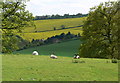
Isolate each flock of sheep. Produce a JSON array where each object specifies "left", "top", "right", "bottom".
[{"left": 32, "top": 50, "right": 80, "bottom": 59}]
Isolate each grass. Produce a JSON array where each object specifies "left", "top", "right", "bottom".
[
  {"left": 18, "top": 27, "right": 83, "bottom": 41},
  {"left": 23, "top": 17, "right": 86, "bottom": 33},
  {"left": 0, "top": 55, "right": 1, "bottom": 82},
  {"left": 14, "top": 39, "right": 82, "bottom": 57},
  {"left": 2, "top": 54, "right": 118, "bottom": 81}
]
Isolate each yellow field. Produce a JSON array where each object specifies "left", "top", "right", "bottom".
[
  {"left": 23, "top": 17, "right": 86, "bottom": 33},
  {"left": 18, "top": 27, "right": 83, "bottom": 41},
  {"left": 17, "top": 17, "right": 86, "bottom": 41}
]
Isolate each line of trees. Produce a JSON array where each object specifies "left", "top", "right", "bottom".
[
  {"left": 44, "top": 32, "right": 81, "bottom": 44},
  {"left": 34, "top": 13, "right": 88, "bottom": 20},
  {"left": 17, "top": 32, "right": 81, "bottom": 51}
]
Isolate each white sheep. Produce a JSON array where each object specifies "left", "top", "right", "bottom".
[
  {"left": 74, "top": 54, "right": 80, "bottom": 59},
  {"left": 76, "top": 55, "right": 80, "bottom": 59},
  {"left": 50, "top": 54, "right": 58, "bottom": 59},
  {"left": 32, "top": 51, "right": 39, "bottom": 55}
]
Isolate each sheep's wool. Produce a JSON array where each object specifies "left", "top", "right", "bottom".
[
  {"left": 76, "top": 56, "right": 80, "bottom": 58},
  {"left": 50, "top": 54, "right": 57, "bottom": 59},
  {"left": 32, "top": 51, "right": 39, "bottom": 55}
]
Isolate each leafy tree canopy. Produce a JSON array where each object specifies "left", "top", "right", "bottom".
[
  {"left": 79, "top": 1, "right": 120, "bottom": 59},
  {"left": 1, "top": 0, "right": 34, "bottom": 53}
]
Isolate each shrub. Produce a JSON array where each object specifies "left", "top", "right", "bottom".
[
  {"left": 111, "top": 59, "right": 118, "bottom": 63},
  {"left": 106, "top": 61, "right": 111, "bottom": 63}
]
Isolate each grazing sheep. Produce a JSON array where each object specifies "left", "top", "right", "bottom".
[
  {"left": 73, "top": 54, "right": 80, "bottom": 59},
  {"left": 32, "top": 51, "right": 39, "bottom": 55},
  {"left": 50, "top": 54, "right": 58, "bottom": 59}
]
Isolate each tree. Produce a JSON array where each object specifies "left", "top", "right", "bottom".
[
  {"left": 53, "top": 27, "right": 56, "bottom": 30},
  {"left": 77, "top": 33, "right": 81, "bottom": 37},
  {"left": 59, "top": 33, "right": 65, "bottom": 40},
  {"left": 64, "top": 14, "right": 69, "bottom": 18},
  {"left": 79, "top": 1, "right": 120, "bottom": 59},
  {"left": 1, "top": 0, "right": 34, "bottom": 53},
  {"left": 65, "top": 32, "right": 74, "bottom": 39},
  {"left": 61, "top": 25, "right": 65, "bottom": 29},
  {"left": 76, "top": 13, "right": 82, "bottom": 16}
]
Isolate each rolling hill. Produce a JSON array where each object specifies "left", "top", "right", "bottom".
[
  {"left": 15, "top": 39, "right": 82, "bottom": 57},
  {"left": 18, "top": 17, "right": 86, "bottom": 41},
  {"left": 23, "top": 17, "right": 86, "bottom": 33},
  {"left": 15, "top": 17, "right": 85, "bottom": 55},
  {"left": 19, "top": 27, "right": 83, "bottom": 41}
]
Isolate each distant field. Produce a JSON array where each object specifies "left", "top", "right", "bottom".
[
  {"left": 2, "top": 55, "right": 118, "bottom": 81},
  {"left": 17, "top": 17, "right": 86, "bottom": 41},
  {"left": 19, "top": 27, "right": 83, "bottom": 41},
  {"left": 14, "top": 39, "right": 82, "bottom": 57},
  {"left": 23, "top": 17, "right": 86, "bottom": 33}
]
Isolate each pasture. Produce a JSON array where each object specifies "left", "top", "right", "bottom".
[
  {"left": 14, "top": 39, "right": 82, "bottom": 57},
  {"left": 2, "top": 54, "right": 118, "bottom": 81}
]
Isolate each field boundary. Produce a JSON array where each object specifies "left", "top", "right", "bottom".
[{"left": 21, "top": 25, "right": 83, "bottom": 33}]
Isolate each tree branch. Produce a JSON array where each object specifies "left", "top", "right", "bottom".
[{"left": 2, "top": 2, "right": 20, "bottom": 21}]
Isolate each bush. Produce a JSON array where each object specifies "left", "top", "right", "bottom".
[
  {"left": 111, "top": 59, "right": 118, "bottom": 63},
  {"left": 106, "top": 61, "right": 111, "bottom": 63}
]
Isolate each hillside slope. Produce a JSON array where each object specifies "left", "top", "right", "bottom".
[
  {"left": 23, "top": 17, "right": 86, "bottom": 33},
  {"left": 18, "top": 17, "right": 86, "bottom": 41},
  {"left": 15, "top": 39, "right": 82, "bottom": 57},
  {"left": 19, "top": 27, "right": 83, "bottom": 41}
]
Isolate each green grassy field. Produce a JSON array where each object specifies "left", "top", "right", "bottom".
[
  {"left": 14, "top": 39, "right": 82, "bottom": 57},
  {"left": 2, "top": 54, "right": 118, "bottom": 81}
]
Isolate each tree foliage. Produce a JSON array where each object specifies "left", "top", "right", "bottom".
[
  {"left": 1, "top": 0, "right": 34, "bottom": 53},
  {"left": 79, "top": 1, "right": 120, "bottom": 59},
  {"left": 34, "top": 13, "right": 88, "bottom": 20}
]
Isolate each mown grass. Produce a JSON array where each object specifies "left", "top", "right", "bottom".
[
  {"left": 18, "top": 27, "right": 83, "bottom": 41},
  {"left": 2, "top": 54, "right": 118, "bottom": 81},
  {"left": 23, "top": 17, "right": 86, "bottom": 33}
]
